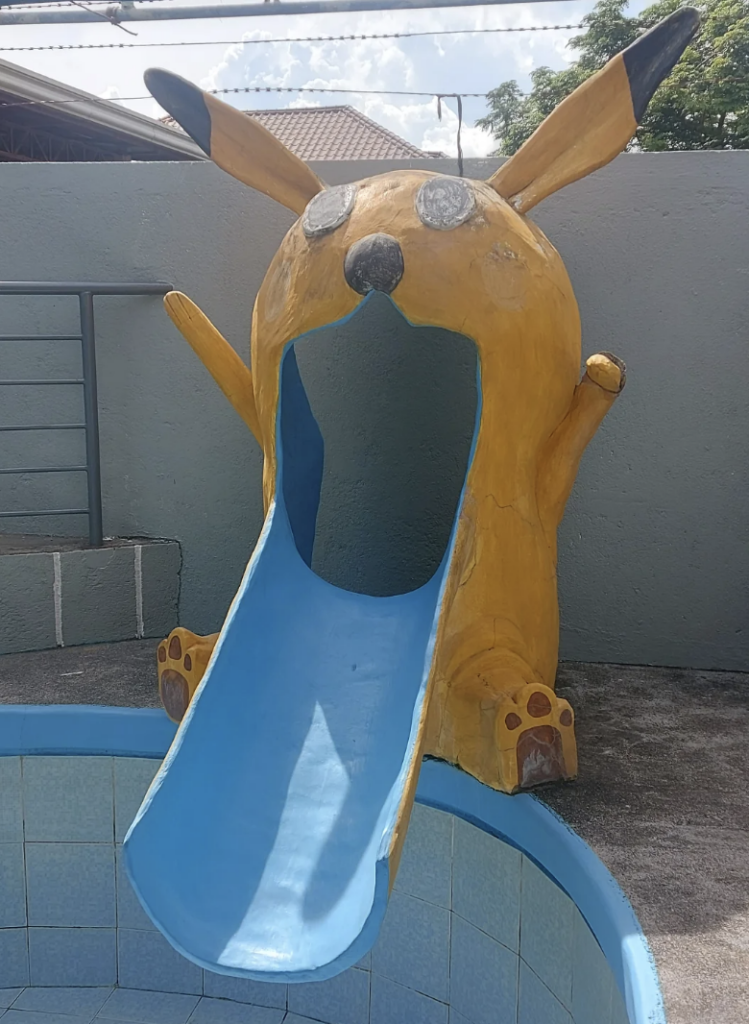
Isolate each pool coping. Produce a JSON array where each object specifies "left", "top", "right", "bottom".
[{"left": 0, "top": 703, "right": 664, "bottom": 1024}]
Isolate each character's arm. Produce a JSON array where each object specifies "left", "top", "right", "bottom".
[
  {"left": 537, "top": 352, "right": 626, "bottom": 527},
  {"left": 164, "top": 291, "right": 262, "bottom": 444}
]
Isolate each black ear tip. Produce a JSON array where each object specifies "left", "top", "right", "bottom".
[
  {"left": 623, "top": 6, "right": 701, "bottom": 121},
  {"left": 144, "top": 67, "right": 212, "bottom": 156},
  {"left": 143, "top": 67, "right": 161, "bottom": 91},
  {"left": 674, "top": 6, "right": 701, "bottom": 32}
]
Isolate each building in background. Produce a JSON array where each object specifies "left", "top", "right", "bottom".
[
  {"left": 163, "top": 104, "right": 445, "bottom": 161},
  {"left": 0, "top": 57, "right": 202, "bottom": 162},
  {"left": 0, "top": 57, "right": 444, "bottom": 164}
]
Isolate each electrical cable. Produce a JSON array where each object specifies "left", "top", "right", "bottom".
[{"left": 0, "top": 22, "right": 583, "bottom": 50}]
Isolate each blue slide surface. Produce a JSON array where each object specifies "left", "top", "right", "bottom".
[{"left": 124, "top": 345, "right": 472, "bottom": 981}]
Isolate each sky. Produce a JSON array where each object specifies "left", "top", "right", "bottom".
[{"left": 0, "top": 0, "right": 645, "bottom": 156}]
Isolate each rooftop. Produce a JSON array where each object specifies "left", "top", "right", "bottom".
[
  {"left": 0, "top": 57, "right": 203, "bottom": 163},
  {"left": 163, "top": 104, "right": 442, "bottom": 161}
]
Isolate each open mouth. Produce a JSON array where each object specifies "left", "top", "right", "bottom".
[{"left": 282, "top": 293, "right": 479, "bottom": 596}]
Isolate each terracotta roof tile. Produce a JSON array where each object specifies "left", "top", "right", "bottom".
[{"left": 162, "top": 105, "right": 443, "bottom": 161}]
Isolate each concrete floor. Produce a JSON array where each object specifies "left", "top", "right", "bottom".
[
  {"left": 548, "top": 662, "right": 749, "bottom": 1024},
  {"left": 1, "top": 643, "right": 746, "bottom": 1024}
]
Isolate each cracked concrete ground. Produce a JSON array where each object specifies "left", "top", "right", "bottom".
[{"left": 0, "top": 645, "right": 746, "bottom": 1023}]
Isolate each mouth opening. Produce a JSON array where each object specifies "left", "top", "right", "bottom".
[{"left": 279, "top": 293, "right": 478, "bottom": 597}]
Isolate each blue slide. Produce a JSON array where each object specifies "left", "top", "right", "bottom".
[{"left": 124, "top": 345, "right": 476, "bottom": 981}]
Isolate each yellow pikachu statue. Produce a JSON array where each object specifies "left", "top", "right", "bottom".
[{"left": 149, "top": 7, "right": 699, "bottom": 795}]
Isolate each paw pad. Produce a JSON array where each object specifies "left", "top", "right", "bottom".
[
  {"left": 160, "top": 668, "right": 189, "bottom": 722},
  {"left": 156, "top": 628, "right": 217, "bottom": 724},
  {"left": 496, "top": 684, "right": 577, "bottom": 792}
]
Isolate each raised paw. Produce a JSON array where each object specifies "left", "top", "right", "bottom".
[
  {"left": 497, "top": 683, "right": 578, "bottom": 792},
  {"left": 156, "top": 627, "right": 218, "bottom": 723},
  {"left": 585, "top": 352, "right": 626, "bottom": 393}
]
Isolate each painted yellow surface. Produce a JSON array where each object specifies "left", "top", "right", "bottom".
[
  {"left": 158, "top": 170, "right": 621, "bottom": 795},
  {"left": 488, "top": 55, "right": 636, "bottom": 213},
  {"left": 164, "top": 291, "right": 262, "bottom": 442},
  {"left": 204, "top": 92, "right": 324, "bottom": 215},
  {"left": 148, "top": 14, "right": 692, "bottom": 805},
  {"left": 157, "top": 627, "right": 220, "bottom": 724}
]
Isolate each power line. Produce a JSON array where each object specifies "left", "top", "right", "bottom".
[
  {"left": 0, "top": 22, "right": 584, "bottom": 51},
  {"left": 0, "top": 83, "right": 503, "bottom": 111}
]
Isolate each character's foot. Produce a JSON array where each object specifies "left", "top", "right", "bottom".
[
  {"left": 156, "top": 628, "right": 218, "bottom": 722},
  {"left": 497, "top": 683, "right": 577, "bottom": 791}
]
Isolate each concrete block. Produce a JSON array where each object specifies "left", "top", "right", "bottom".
[
  {"left": 0, "top": 553, "right": 56, "bottom": 654},
  {"left": 139, "top": 540, "right": 181, "bottom": 639},
  {"left": 60, "top": 546, "right": 137, "bottom": 646},
  {"left": 57, "top": 539, "right": 180, "bottom": 648}
]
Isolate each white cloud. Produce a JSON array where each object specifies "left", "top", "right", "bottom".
[{"left": 2, "top": 0, "right": 597, "bottom": 153}]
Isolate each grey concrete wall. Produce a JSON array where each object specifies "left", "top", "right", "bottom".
[{"left": 0, "top": 154, "right": 746, "bottom": 670}]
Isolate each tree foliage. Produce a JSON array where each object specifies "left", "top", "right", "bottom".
[{"left": 476, "top": 0, "right": 749, "bottom": 153}]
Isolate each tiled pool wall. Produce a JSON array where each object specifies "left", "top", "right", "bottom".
[{"left": 0, "top": 754, "right": 630, "bottom": 1024}]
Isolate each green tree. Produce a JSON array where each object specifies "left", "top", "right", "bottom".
[{"left": 477, "top": 0, "right": 749, "bottom": 153}]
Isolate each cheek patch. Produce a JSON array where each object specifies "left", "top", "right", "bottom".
[
  {"left": 303, "top": 184, "right": 357, "bottom": 237},
  {"left": 415, "top": 176, "right": 476, "bottom": 230}
]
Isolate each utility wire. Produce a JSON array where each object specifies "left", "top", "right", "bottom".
[
  {"left": 0, "top": 21, "right": 583, "bottom": 50},
  {"left": 0, "top": 84, "right": 513, "bottom": 113}
]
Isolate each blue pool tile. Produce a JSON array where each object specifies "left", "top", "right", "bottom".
[
  {"left": 0, "top": 991, "right": 22, "bottom": 1010},
  {"left": 450, "top": 915, "right": 518, "bottom": 1024},
  {"left": 371, "top": 890, "right": 450, "bottom": 1002},
  {"left": 14, "top": 988, "right": 112, "bottom": 1018},
  {"left": 28, "top": 928, "right": 116, "bottom": 987},
  {"left": 370, "top": 974, "right": 448, "bottom": 1024},
  {"left": 519, "top": 857, "right": 574, "bottom": 1008},
  {"left": 0, "top": 931, "right": 29, "bottom": 987},
  {"left": 288, "top": 967, "right": 369, "bottom": 1024},
  {"left": 188, "top": 1000, "right": 286, "bottom": 1024},
  {"left": 99, "top": 988, "right": 199, "bottom": 1023},
  {"left": 117, "top": 929, "right": 202, "bottom": 996},
  {"left": 114, "top": 760, "right": 161, "bottom": 843},
  {"left": 22, "top": 757, "right": 113, "bottom": 843},
  {"left": 571, "top": 910, "right": 613, "bottom": 1024},
  {"left": 393, "top": 804, "right": 452, "bottom": 909},
  {"left": 116, "top": 846, "right": 155, "bottom": 931},
  {"left": 453, "top": 817, "right": 521, "bottom": 952},
  {"left": 610, "top": 984, "right": 631, "bottom": 1024},
  {"left": 518, "top": 962, "right": 572, "bottom": 1024},
  {"left": 0, "top": 759, "right": 23, "bottom": 843},
  {"left": 353, "top": 950, "right": 371, "bottom": 970},
  {"left": 202, "top": 972, "right": 286, "bottom": 1008},
  {"left": 447, "top": 1012, "right": 472, "bottom": 1024},
  {"left": 3, "top": 1011, "right": 93, "bottom": 1024},
  {"left": 0, "top": 846, "right": 26, "bottom": 927},
  {"left": 26, "top": 843, "right": 115, "bottom": 927}
]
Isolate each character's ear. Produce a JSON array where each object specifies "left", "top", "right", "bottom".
[
  {"left": 145, "top": 69, "right": 324, "bottom": 215},
  {"left": 487, "top": 7, "right": 700, "bottom": 214}
]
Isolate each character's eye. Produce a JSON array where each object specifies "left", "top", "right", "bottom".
[
  {"left": 303, "top": 184, "right": 357, "bottom": 238},
  {"left": 416, "top": 176, "right": 475, "bottom": 231}
]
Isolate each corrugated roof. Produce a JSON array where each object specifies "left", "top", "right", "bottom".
[
  {"left": 163, "top": 105, "right": 441, "bottom": 161},
  {"left": 0, "top": 57, "right": 203, "bottom": 163}
]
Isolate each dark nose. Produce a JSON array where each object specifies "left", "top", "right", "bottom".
[{"left": 344, "top": 233, "right": 404, "bottom": 295}]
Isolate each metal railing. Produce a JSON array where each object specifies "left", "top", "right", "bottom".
[{"left": 0, "top": 282, "right": 172, "bottom": 546}]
